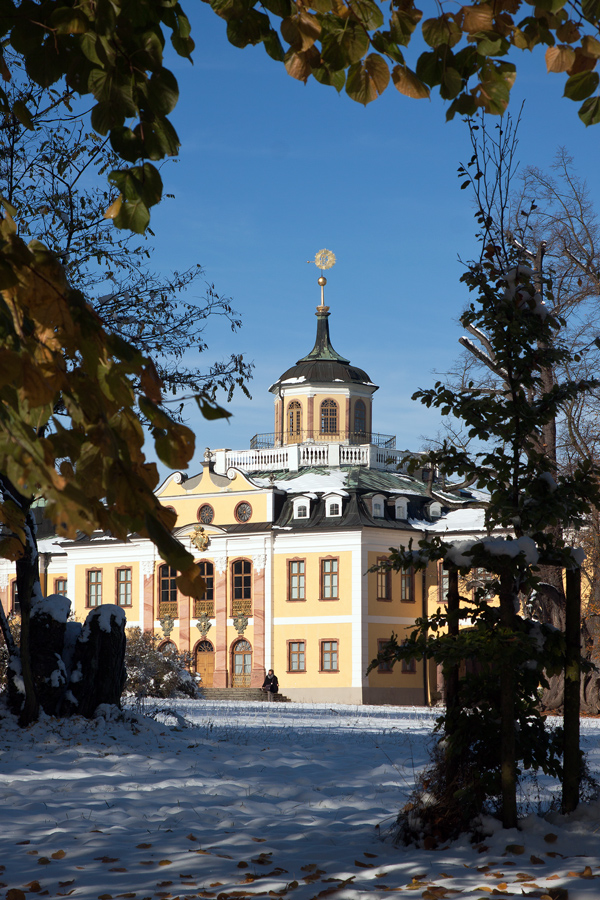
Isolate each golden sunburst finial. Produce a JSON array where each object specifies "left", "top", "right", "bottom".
[{"left": 306, "top": 249, "right": 336, "bottom": 307}]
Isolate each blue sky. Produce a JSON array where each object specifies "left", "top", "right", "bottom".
[{"left": 142, "top": 5, "right": 600, "bottom": 480}]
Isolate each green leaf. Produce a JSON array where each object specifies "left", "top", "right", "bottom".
[
  {"left": 440, "top": 67, "right": 463, "bottom": 100},
  {"left": 534, "top": 0, "right": 567, "bottom": 11},
  {"left": 348, "top": 0, "right": 384, "bottom": 30},
  {"left": 262, "top": 0, "right": 293, "bottom": 16},
  {"left": 578, "top": 95, "right": 600, "bottom": 125},
  {"left": 321, "top": 19, "right": 369, "bottom": 69},
  {"left": 371, "top": 31, "right": 405, "bottom": 64},
  {"left": 50, "top": 7, "right": 90, "bottom": 34},
  {"left": 135, "top": 117, "right": 180, "bottom": 160},
  {"left": 109, "top": 164, "right": 163, "bottom": 208},
  {"left": 12, "top": 99, "right": 34, "bottom": 130},
  {"left": 416, "top": 50, "right": 444, "bottom": 87},
  {"left": 90, "top": 101, "right": 114, "bottom": 136},
  {"left": 564, "top": 70, "right": 599, "bottom": 101},
  {"left": 263, "top": 30, "right": 285, "bottom": 61},
  {"left": 195, "top": 396, "right": 232, "bottom": 420},
  {"left": 422, "top": 16, "right": 461, "bottom": 49},
  {"left": 113, "top": 198, "right": 150, "bottom": 234},
  {"left": 227, "top": 10, "right": 272, "bottom": 47},
  {"left": 312, "top": 62, "right": 346, "bottom": 91},
  {"left": 388, "top": 8, "right": 422, "bottom": 46},
  {"left": 345, "top": 54, "right": 390, "bottom": 104},
  {"left": 109, "top": 126, "right": 144, "bottom": 163},
  {"left": 147, "top": 68, "right": 179, "bottom": 116}
]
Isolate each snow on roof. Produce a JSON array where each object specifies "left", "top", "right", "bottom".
[
  {"left": 37, "top": 537, "right": 67, "bottom": 554},
  {"left": 256, "top": 469, "right": 349, "bottom": 494},
  {"left": 281, "top": 376, "right": 307, "bottom": 384},
  {"left": 413, "top": 507, "right": 487, "bottom": 533}
]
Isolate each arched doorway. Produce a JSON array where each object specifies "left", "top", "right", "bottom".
[
  {"left": 231, "top": 638, "right": 252, "bottom": 687},
  {"left": 195, "top": 639, "right": 215, "bottom": 687}
]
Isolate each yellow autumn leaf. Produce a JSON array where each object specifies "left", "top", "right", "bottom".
[{"left": 104, "top": 194, "right": 123, "bottom": 219}]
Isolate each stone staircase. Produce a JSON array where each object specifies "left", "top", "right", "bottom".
[{"left": 200, "top": 688, "right": 290, "bottom": 703}]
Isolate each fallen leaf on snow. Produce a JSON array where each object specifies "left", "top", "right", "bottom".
[
  {"left": 136, "top": 844, "right": 152, "bottom": 849},
  {"left": 544, "top": 834, "right": 558, "bottom": 844},
  {"left": 505, "top": 845, "right": 525, "bottom": 855},
  {"left": 52, "top": 850, "right": 66, "bottom": 860}
]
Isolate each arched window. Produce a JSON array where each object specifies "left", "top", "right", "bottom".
[
  {"left": 231, "top": 638, "right": 252, "bottom": 687},
  {"left": 158, "top": 563, "right": 178, "bottom": 618},
  {"left": 320, "top": 399, "right": 338, "bottom": 435},
  {"left": 231, "top": 559, "right": 252, "bottom": 617},
  {"left": 195, "top": 561, "right": 214, "bottom": 617},
  {"left": 288, "top": 400, "right": 302, "bottom": 438},
  {"left": 354, "top": 399, "right": 366, "bottom": 437}
]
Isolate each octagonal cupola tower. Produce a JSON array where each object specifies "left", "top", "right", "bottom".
[{"left": 268, "top": 255, "right": 378, "bottom": 447}]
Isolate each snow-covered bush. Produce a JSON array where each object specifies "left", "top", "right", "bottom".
[{"left": 124, "top": 627, "right": 201, "bottom": 700}]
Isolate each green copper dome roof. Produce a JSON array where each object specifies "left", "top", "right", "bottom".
[{"left": 270, "top": 305, "right": 376, "bottom": 392}]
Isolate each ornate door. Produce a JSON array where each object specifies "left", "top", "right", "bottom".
[
  {"left": 232, "top": 639, "right": 252, "bottom": 687},
  {"left": 195, "top": 640, "right": 214, "bottom": 688}
]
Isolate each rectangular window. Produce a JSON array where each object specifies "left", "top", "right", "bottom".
[
  {"left": 320, "top": 558, "right": 338, "bottom": 600},
  {"left": 288, "top": 559, "right": 305, "bottom": 601},
  {"left": 377, "top": 558, "right": 391, "bottom": 601},
  {"left": 54, "top": 578, "right": 67, "bottom": 596},
  {"left": 288, "top": 640, "right": 306, "bottom": 672},
  {"left": 401, "top": 641, "right": 416, "bottom": 674},
  {"left": 158, "top": 564, "right": 178, "bottom": 617},
  {"left": 377, "top": 638, "right": 394, "bottom": 672},
  {"left": 401, "top": 568, "right": 414, "bottom": 602},
  {"left": 11, "top": 581, "right": 20, "bottom": 614},
  {"left": 116, "top": 568, "right": 132, "bottom": 607},
  {"left": 439, "top": 565, "right": 449, "bottom": 604},
  {"left": 87, "top": 570, "right": 102, "bottom": 607},
  {"left": 232, "top": 559, "right": 252, "bottom": 617},
  {"left": 320, "top": 640, "right": 339, "bottom": 672}
]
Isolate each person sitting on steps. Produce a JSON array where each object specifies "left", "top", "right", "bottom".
[{"left": 262, "top": 669, "right": 278, "bottom": 701}]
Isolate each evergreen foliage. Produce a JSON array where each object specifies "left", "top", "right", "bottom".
[{"left": 371, "top": 215, "right": 600, "bottom": 837}]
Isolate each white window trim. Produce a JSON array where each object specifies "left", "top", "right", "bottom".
[
  {"left": 325, "top": 494, "right": 343, "bottom": 517},
  {"left": 293, "top": 496, "right": 311, "bottom": 519},
  {"left": 429, "top": 502, "right": 442, "bottom": 519},
  {"left": 372, "top": 494, "right": 386, "bottom": 518},
  {"left": 395, "top": 498, "right": 408, "bottom": 520}
]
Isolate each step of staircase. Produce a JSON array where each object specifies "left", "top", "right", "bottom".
[{"left": 200, "top": 688, "right": 290, "bottom": 703}]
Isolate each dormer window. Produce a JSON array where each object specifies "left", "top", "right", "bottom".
[
  {"left": 372, "top": 494, "right": 386, "bottom": 518},
  {"left": 395, "top": 498, "right": 408, "bottom": 520},
  {"left": 293, "top": 496, "right": 311, "bottom": 519},
  {"left": 325, "top": 496, "right": 343, "bottom": 517},
  {"left": 430, "top": 502, "right": 442, "bottom": 519}
]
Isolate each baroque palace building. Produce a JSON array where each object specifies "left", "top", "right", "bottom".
[{"left": 0, "top": 273, "right": 488, "bottom": 705}]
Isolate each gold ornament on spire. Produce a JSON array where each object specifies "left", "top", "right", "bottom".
[
  {"left": 314, "top": 249, "right": 336, "bottom": 270},
  {"left": 306, "top": 249, "right": 336, "bottom": 308}
]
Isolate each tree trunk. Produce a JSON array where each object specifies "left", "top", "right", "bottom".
[
  {"left": 0, "top": 474, "right": 41, "bottom": 724},
  {"left": 499, "top": 570, "right": 518, "bottom": 829},
  {"left": 563, "top": 566, "right": 581, "bottom": 813},
  {"left": 444, "top": 568, "right": 460, "bottom": 784}
]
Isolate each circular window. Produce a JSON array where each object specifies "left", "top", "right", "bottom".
[
  {"left": 197, "top": 503, "right": 214, "bottom": 525},
  {"left": 235, "top": 501, "right": 252, "bottom": 523}
]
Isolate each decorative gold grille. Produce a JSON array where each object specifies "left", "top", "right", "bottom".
[
  {"left": 232, "top": 673, "right": 251, "bottom": 687},
  {"left": 159, "top": 601, "right": 178, "bottom": 618},
  {"left": 194, "top": 600, "right": 214, "bottom": 618},
  {"left": 232, "top": 599, "right": 252, "bottom": 617}
]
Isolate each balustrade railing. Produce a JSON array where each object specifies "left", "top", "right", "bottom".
[
  {"left": 194, "top": 600, "right": 214, "bottom": 618},
  {"left": 250, "top": 430, "right": 395, "bottom": 449},
  {"left": 232, "top": 599, "right": 252, "bottom": 617},
  {"left": 158, "top": 601, "right": 178, "bottom": 618}
]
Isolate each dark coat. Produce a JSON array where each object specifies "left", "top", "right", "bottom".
[{"left": 262, "top": 673, "right": 279, "bottom": 693}]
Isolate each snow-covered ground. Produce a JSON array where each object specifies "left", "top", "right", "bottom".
[{"left": 2, "top": 700, "right": 600, "bottom": 898}]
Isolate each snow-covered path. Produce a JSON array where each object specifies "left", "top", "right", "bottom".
[{"left": 1, "top": 701, "right": 600, "bottom": 899}]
